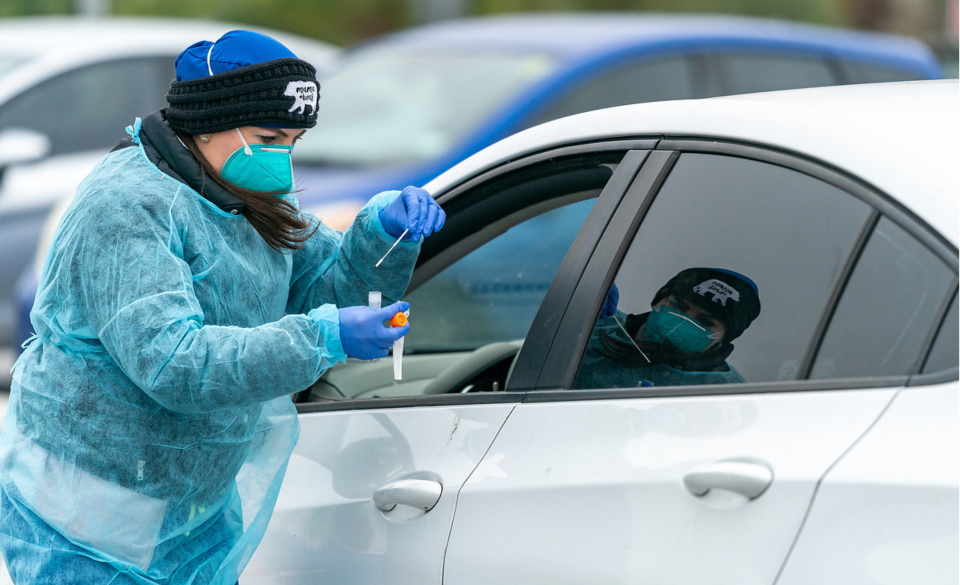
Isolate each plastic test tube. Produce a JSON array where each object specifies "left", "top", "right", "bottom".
[
  {"left": 390, "top": 311, "right": 408, "bottom": 381},
  {"left": 368, "top": 291, "right": 382, "bottom": 362}
]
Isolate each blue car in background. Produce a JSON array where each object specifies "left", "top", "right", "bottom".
[
  {"left": 290, "top": 12, "right": 942, "bottom": 228},
  {"left": 11, "top": 12, "right": 944, "bottom": 367}
]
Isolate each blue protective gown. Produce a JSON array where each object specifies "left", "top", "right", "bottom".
[
  {"left": 0, "top": 118, "right": 419, "bottom": 583},
  {"left": 575, "top": 312, "right": 747, "bottom": 389}
]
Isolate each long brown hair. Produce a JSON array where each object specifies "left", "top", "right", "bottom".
[{"left": 177, "top": 130, "right": 318, "bottom": 251}]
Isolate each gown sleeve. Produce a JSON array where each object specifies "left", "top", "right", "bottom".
[
  {"left": 286, "top": 190, "right": 420, "bottom": 314},
  {"left": 72, "top": 184, "right": 347, "bottom": 414}
]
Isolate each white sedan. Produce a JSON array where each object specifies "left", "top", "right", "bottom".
[{"left": 258, "top": 79, "right": 955, "bottom": 583}]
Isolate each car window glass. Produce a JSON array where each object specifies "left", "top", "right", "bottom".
[
  {"left": 0, "top": 57, "right": 171, "bottom": 156},
  {"left": 526, "top": 55, "right": 698, "bottom": 127},
  {"left": 922, "top": 292, "right": 959, "bottom": 373},
  {"left": 717, "top": 53, "right": 836, "bottom": 94},
  {"left": 811, "top": 218, "right": 955, "bottom": 378},
  {"left": 840, "top": 60, "right": 926, "bottom": 83},
  {"left": 307, "top": 153, "right": 620, "bottom": 401},
  {"left": 574, "top": 153, "right": 871, "bottom": 390},
  {"left": 405, "top": 198, "right": 596, "bottom": 351}
]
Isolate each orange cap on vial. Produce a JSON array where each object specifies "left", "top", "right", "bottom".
[{"left": 390, "top": 312, "right": 408, "bottom": 327}]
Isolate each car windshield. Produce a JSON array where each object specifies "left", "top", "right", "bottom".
[{"left": 293, "top": 49, "right": 556, "bottom": 167}]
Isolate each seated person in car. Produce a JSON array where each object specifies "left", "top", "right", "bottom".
[{"left": 575, "top": 267, "right": 761, "bottom": 388}]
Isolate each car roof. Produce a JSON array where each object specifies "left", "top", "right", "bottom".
[
  {"left": 358, "top": 13, "right": 939, "bottom": 73},
  {"left": 0, "top": 16, "right": 337, "bottom": 69},
  {"left": 426, "top": 80, "right": 959, "bottom": 247}
]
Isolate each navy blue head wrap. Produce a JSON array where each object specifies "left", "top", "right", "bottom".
[{"left": 165, "top": 30, "right": 319, "bottom": 135}]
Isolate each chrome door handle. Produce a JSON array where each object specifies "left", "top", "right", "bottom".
[
  {"left": 373, "top": 479, "right": 442, "bottom": 512},
  {"left": 683, "top": 460, "right": 773, "bottom": 500}
]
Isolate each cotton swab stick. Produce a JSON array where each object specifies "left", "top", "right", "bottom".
[{"left": 376, "top": 229, "right": 409, "bottom": 267}]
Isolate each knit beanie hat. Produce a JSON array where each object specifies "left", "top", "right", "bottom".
[
  {"left": 652, "top": 267, "right": 761, "bottom": 342},
  {"left": 165, "top": 30, "right": 319, "bottom": 135}
]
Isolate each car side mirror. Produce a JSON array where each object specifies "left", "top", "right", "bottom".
[{"left": 0, "top": 128, "right": 51, "bottom": 171}]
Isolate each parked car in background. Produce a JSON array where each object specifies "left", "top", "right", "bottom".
[
  {"left": 0, "top": 16, "right": 338, "bottom": 386},
  {"left": 289, "top": 12, "right": 943, "bottom": 230},
  {"left": 243, "top": 79, "right": 958, "bottom": 584}
]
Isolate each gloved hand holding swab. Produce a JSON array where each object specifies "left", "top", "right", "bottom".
[{"left": 376, "top": 186, "right": 445, "bottom": 267}]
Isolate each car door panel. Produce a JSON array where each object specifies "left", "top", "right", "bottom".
[
  {"left": 245, "top": 145, "right": 641, "bottom": 582},
  {"left": 244, "top": 403, "right": 517, "bottom": 584},
  {"left": 777, "top": 383, "right": 959, "bottom": 585},
  {"left": 443, "top": 389, "right": 896, "bottom": 584},
  {"left": 441, "top": 140, "right": 956, "bottom": 584}
]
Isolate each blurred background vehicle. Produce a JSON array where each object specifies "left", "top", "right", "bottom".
[
  {"left": 0, "top": 16, "right": 338, "bottom": 388},
  {"left": 289, "top": 13, "right": 944, "bottom": 229}
]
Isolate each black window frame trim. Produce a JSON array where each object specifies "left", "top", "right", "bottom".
[
  {"left": 296, "top": 134, "right": 958, "bottom": 414},
  {"left": 297, "top": 139, "right": 656, "bottom": 413},
  {"left": 536, "top": 136, "right": 958, "bottom": 394},
  {"left": 432, "top": 138, "right": 659, "bottom": 210},
  {"left": 916, "top": 284, "right": 960, "bottom": 375},
  {"left": 657, "top": 138, "right": 959, "bottom": 268},
  {"left": 535, "top": 149, "right": 680, "bottom": 389},
  {"left": 297, "top": 391, "right": 525, "bottom": 414},
  {"left": 798, "top": 211, "right": 881, "bottom": 379},
  {"left": 659, "top": 139, "right": 958, "bottom": 382},
  {"left": 507, "top": 149, "right": 654, "bottom": 390}
]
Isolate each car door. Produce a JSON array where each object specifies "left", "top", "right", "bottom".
[
  {"left": 777, "top": 226, "right": 958, "bottom": 583},
  {"left": 443, "top": 143, "right": 957, "bottom": 583},
  {"left": 243, "top": 143, "right": 656, "bottom": 584}
]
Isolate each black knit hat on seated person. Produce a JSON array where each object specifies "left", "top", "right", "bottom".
[
  {"left": 165, "top": 30, "right": 319, "bottom": 135},
  {"left": 652, "top": 267, "right": 762, "bottom": 343}
]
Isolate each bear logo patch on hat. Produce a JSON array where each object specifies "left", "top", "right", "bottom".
[
  {"left": 285, "top": 81, "right": 318, "bottom": 115},
  {"left": 692, "top": 279, "right": 740, "bottom": 306}
]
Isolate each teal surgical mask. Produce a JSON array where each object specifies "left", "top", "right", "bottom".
[
  {"left": 643, "top": 306, "right": 723, "bottom": 353},
  {"left": 219, "top": 128, "right": 294, "bottom": 195}
]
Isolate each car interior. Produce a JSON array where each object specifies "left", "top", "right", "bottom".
[{"left": 298, "top": 152, "right": 623, "bottom": 402}]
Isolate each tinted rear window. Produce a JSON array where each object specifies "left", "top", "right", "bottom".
[{"left": 717, "top": 52, "right": 837, "bottom": 94}]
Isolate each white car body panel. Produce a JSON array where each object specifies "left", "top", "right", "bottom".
[
  {"left": 777, "top": 383, "right": 959, "bottom": 584},
  {"left": 444, "top": 389, "right": 897, "bottom": 584},
  {"left": 244, "top": 403, "right": 517, "bottom": 584},
  {"left": 426, "top": 80, "right": 959, "bottom": 246}
]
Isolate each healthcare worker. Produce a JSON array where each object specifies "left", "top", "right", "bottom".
[
  {"left": 0, "top": 30, "right": 444, "bottom": 584},
  {"left": 575, "top": 268, "right": 761, "bottom": 389}
]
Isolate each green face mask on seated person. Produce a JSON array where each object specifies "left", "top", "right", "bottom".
[
  {"left": 220, "top": 128, "right": 294, "bottom": 194},
  {"left": 643, "top": 305, "right": 723, "bottom": 354}
]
